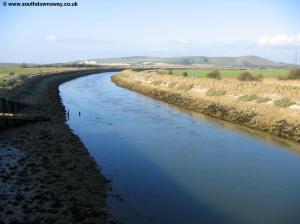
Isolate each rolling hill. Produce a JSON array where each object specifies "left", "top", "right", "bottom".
[{"left": 76, "top": 55, "right": 290, "bottom": 68}]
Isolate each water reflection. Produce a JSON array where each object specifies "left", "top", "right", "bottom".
[{"left": 60, "top": 72, "right": 300, "bottom": 224}]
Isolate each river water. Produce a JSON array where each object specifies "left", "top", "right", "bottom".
[{"left": 59, "top": 72, "right": 300, "bottom": 224}]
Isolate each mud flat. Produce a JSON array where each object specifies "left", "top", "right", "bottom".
[
  {"left": 0, "top": 69, "right": 117, "bottom": 224},
  {"left": 112, "top": 70, "right": 300, "bottom": 143}
]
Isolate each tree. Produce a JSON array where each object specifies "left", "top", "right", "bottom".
[
  {"left": 20, "top": 63, "right": 28, "bottom": 68},
  {"left": 238, "top": 71, "right": 257, "bottom": 81},
  {"left": 287, "top": 68, "right": 300, "bottom": 79},
  {"left": 206, "top": 70, "right": 221, "bottom": 79}
]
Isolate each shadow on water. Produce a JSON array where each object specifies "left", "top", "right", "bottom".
[
  {"left": 82, "top": 132, "right": 233, "bottom": 224},
  {"left": 174, "top": 105, "right": 299, "bottom": 153},
  {"left": 60, "top": 72, "right": 300, "bottom": 224}
]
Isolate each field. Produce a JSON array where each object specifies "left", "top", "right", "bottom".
[
  {"left": 158, "top": 68, "right": 290, "bottom": 79},
  {"left": 0, "top": 67, "right": 83, "bottom": 88}
]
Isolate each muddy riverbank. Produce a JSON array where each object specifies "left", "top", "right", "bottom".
[
  {"left": 112, "top": 72, "right": 300, "bottom": 143},
  {"left": 0, "top": 69, "right": 117, "bottom": 224}
]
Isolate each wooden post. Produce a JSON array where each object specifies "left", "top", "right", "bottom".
[
  {"left": 0, "top": 99, "right": 8, "bottom": 113},
  {"left": 7, "top": 101, "right": 14, "bottom": 113}
]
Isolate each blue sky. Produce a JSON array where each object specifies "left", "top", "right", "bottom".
[{"left": 0, "top": 0, "right": 299, "bottom": 63}]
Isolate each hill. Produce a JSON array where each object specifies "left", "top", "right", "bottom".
[{"left": 76, "top": 55, "right": 290, "bottom": 68}]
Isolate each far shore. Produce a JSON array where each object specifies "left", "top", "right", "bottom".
[{"left": 112, "top": 70, "right": 300, "bottom": 143}]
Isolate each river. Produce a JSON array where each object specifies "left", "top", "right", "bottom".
[{"left": 59, "top": 72, "right": 300, "bottom": 224}]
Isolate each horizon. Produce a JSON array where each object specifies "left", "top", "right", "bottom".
[
  {"left": 0, "top": 54, "right": 289, "bottom": 65},
  {"left": 1, "top": 0, "right": 300, "bottom": 64}
]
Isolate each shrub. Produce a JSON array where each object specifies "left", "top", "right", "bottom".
[
  {"left": 182, "top": 72, "right": 188, "bottom": 77},
  {"left": 177, "top": 84, "right": 193, "bottom": 91},
  {"left": 238, "top": 72, "right": 258, "bottom": 81},
  {"left": 168, "top": 70, "right": 173, "bottom": 75},
  {"left": 206, "top": 88, "right": 227, "bottom": 96},
  {"left": 255, "top": 96, "right": 270, "bottom": 103},
  {"left": 278, "top": 75, "right": 287, "bottom": 80},
  {"left": 1, "top": 79, "right": 17, "bottom": 88},
  {"left": 168, "top": 81, "right": 177, "bottom": 88},
  {"left": 9, "top": 72, "right": 15, "bottom": 76},
  {"left": 256, "top": 74, "right": 264, "bottom": 80},
  {"left": 18, "top": 74, "right": 28, "bottom": 82},
  {"left": 20, "top": 63, "right": 28, "bottom": 68},
  {"left": 206, "top": 70, "right": 221, "bottom": 79},
  {"left": 287, "top": 68, "right": 300, "bottom": 80},
  {"left": 151, "top": 80, "right": 163, "bottom": 85},
  {"left": 274, "top": 97, "right": 296, "bottom": 108},
  {"left": 238, "top": 94, "right": 258, "bottom": 101}
]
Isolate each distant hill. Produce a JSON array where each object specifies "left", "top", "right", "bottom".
[
  {"left": 0, "top": 56, "right": 292, "bottom": 68},
  {"left": 75, "top": 56, "right": 290, "bottom": 68}
]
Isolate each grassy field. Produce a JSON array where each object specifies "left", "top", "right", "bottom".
[
  {"left": 123, "top": 69, "right": 300, "bottom": 100},
  {"left": 0, "top": 67, "right": 82, "bottom": 88},
  {"left": 158, "top": 68, "right": 290, "bottom": 79}
]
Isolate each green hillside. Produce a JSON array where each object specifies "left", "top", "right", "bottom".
[{"left": 83, "top": 55, "right": 289, "bottom": 68}]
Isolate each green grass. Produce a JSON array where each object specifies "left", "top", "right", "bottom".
[
  {"left": 159, "top": 68, "right": 289, "bottom": 79},
  {"left": 0, "top": 67, "right": 79, "bottom": 88}
]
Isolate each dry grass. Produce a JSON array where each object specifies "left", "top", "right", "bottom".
[
  {"left": 112, "top": 72, "right": 300, "bottom": 142},
  {"left": 206, "top": 88, "right": 227, "bottom": 96},
  {"left": 121, "top": 69, "right": 300, "bottom": 102}
]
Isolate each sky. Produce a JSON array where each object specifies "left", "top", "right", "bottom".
[{"left": 0, "top": 0, "right": 299, "bottom": 63}]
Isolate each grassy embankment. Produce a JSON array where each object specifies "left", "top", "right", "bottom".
[
  {"left": 112, "top": 69, "right": 300, "bottom": 142},
  {"left": 0, "top": 67, "right": 87, "bottom": 89}
]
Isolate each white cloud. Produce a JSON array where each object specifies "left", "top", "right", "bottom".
[
  {"left": 176, "top": 38, "right": 191, "bottom": 45},
  {"left": 45, "top": 35, "right": 57, "bottom": 43},
  {"left": 258, "top": 34, "right": 300, "bottom": 46}
]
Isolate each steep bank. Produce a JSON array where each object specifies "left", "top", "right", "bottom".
[
  {"left": 111, "top": 71, "right": 300, "bottom": 143},
  {"left": 0, "top": 69, "right": 117, "bottom": 224}
]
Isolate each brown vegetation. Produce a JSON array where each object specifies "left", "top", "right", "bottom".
[{"left": 112, "top": 70, "right": 300, "bottom": 142}]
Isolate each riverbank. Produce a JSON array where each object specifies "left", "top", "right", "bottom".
[
  {"left": 0, "top": 69, "right": 116, "bottom": 223},
  {"left": 112, "top": 70, "right": 300, "bottom": 143}
]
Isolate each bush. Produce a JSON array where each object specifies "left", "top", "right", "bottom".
[
  {"left": 278, "top": 75, "right": 287, "bottom": 80},
  {"left": 256, "top": 74, "right": 264, "bottom": 80},
  {"left": 206, "top": 70, "right": 221, "bottom": 79},
  {"left": 238, "top": 72, "right": 258, "bottom": 81},
  {"left": 151, "top": 80, "right": 163, "bottom": 85},
  {"left": 20, "top": 63, "right": 28, "bottom": 68},
  {"left": 177, "top": 84, "right": 193, "bottom": 91},
  {"left": 255, "top": 96, "right": 270, "bottom": 103},
  {"left": 287, "top": 68, "right": 300, "bottom": 80},
  {"left": 274, "top": 97, "right": 296, "bottom": 108},
  {"left": 9, "top": 72, "right": 15, "bottom": 76},
  {"left": 206, "top": 88, "right": 227, "bottom": 96},
  {"left": 168, "top": 81, "right": 177, "bottom": 88},
  {"left": 18, "top": 74, "right": 28, "bottom": 82},
  {"left": 238, "top": 94, "right": 258, "bottom": 101},
  {"left": 182, "top": 72, "right": 188, "bottom": 77},
  {"left": 238, "top": 94, "right": 270, "bottom": 103},
  {"left": 168, "top": 70, "right": 173, "bottom": 75}
]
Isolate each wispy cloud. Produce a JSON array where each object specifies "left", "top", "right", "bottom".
[
  {"left": 45, "top": 35, "right": 57, "bottom": 43},
  {"left": 258, "top": 34, "right": 300, "bottom": 46}
]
